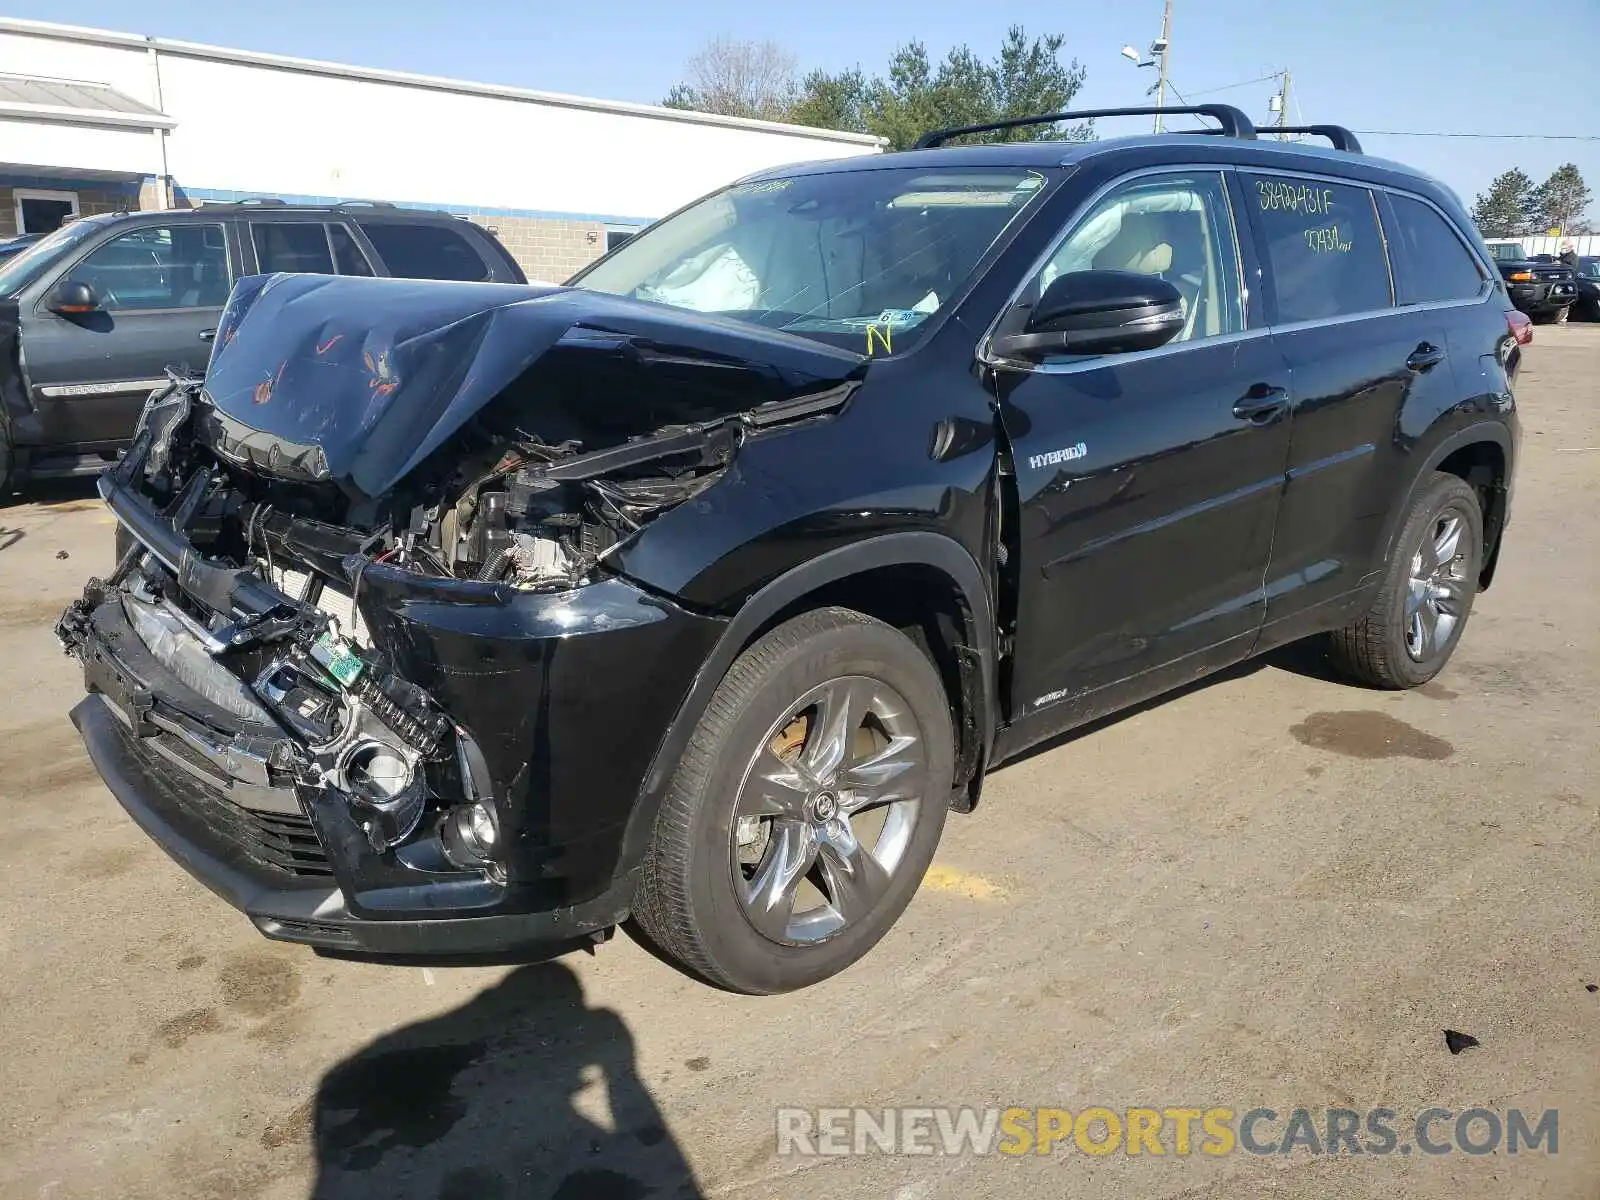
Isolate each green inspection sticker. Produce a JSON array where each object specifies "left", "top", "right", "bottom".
[{"left": 311, "top": 631, "right": 365, "bottom": 686}]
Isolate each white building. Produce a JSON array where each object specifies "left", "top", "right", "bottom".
[{"left": 0, "top": 19, "right": 882, "bottom": 279}]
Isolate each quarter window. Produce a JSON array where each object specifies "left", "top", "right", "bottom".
[
  {"left": 1388, "top": 194, "right": 1484, "bottom": 304},
  {"left": 356, "top": 222, "right": 490, "bottom": 281},
  {"left": 1246, "top": 174, "right": 1391, "bottom": 322},
  {"left": 1027, "top": 171, "right": 1245, "bottom": 346},
  {"left": 252, "top": 222, "right": 335, "bottom": 274},
  {"left": 68, "top": 224, "right": 230, "bottom": 311}
]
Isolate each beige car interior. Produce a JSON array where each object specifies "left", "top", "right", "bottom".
[{"left": 1038, "top": 183, "right": 1232, "bottom": 343}]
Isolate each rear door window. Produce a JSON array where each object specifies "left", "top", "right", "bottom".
[
  {"left": 1244, "top": 174, "right": 1392, "bottom": 323},
  {"left": 1386, "top": 194, "right": 1486, "bottom": 304},
  {"left": 356, "top": 221, "right": 491, "bottom": 281},
  {"left": 251, "top": 222, "right": 335, "bottom": 274}
]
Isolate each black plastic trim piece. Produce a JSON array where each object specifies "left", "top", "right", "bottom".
[
  {"left": 616, "top": 531, "right": 997, "bottom": 869},
  {"left": 913, "top": 104, "right": 1257, "bottom": 148}
]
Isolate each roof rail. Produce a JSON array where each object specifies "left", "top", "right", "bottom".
[
  {"left": 333, "top": 199, "right": 399, "bottom": 210},
  {"left": 912, "top": 104, "right": 1256, "bottom": 149},
  {"left": 230, "top": 197, "right": 289, "bottom": 207},
  {"left": 1266, "top": 125, "right": 1363, "bottom": 153}
]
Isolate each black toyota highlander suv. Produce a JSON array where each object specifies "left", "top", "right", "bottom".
[
  {"left": 1, "top": 201, "right": 525, "bottom": 496},
  {"left": 57, "top": 107, "right": 1521, "bottom": 994}
]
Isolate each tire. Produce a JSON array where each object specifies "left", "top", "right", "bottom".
[
  {"left": 632, "top": 607, "right": 954, "bottom": 994},
  {"left": 1328, "top": 472, "right": 1483, "bottom": 689}
]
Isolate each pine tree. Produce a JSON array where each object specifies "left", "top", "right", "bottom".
[
  {"left": 1471, "top": 169, "right": 1538, "bottom": 238},
  {"left": 1531, "top": 164, "right": 1592, "bottom": 236}
]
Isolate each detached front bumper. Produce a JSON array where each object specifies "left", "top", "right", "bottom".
[
  {"left": 64, "top": 518, "right": 726, "bottom": 959},
  {"left": 72, "top": 693, "right": 636, "bottom": 956}
]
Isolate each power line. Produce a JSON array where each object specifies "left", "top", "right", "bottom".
[
  {"left": 1185, "top": 73, "right": 1281, "bottom": 97},
  {"left": 1353, "top": 130, "right": 1600, "bottom": 141}
]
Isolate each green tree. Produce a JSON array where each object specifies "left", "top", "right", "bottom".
[
  {"left": 1531, "top": 163, "right": 1592, "bottom": 236},
  {"left": 666, "top": 27, "right": 1091, "bottom": 151},
  {"left": 1471, "top": 169, "right": 1539, "bottom": 238},
  {"left": 802, "top": 28, "right": 1092, "bottom": 150}
]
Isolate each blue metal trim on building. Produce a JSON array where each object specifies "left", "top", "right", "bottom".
[
  {"left": 171, "top": 185, "right": 655, "bottom": 227},
  {"left": 0, "top": 172, "right": 142, "bottom": 195}
]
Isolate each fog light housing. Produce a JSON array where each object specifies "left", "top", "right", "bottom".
[{"left": 442, "top": 799, "right": 501, "bottom": 870}]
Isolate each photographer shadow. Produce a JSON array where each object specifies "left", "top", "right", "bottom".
[{"left": 309, "top": 961, "right": 703, "bottom": 1200}]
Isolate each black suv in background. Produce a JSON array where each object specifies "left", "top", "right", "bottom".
[
  {"left": 1486, "top": 241, "right": 1577, "bottom": 323},
  {"left": 1, "top": 202, "right": 525, "bottom": 495},
  {"left": 59, "top": 107, "right": 1521, "bottom": 994}
]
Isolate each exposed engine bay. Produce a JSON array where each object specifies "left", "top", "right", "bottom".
[{"left": 55, "top": 275, "right": 861, "bottom": 876}]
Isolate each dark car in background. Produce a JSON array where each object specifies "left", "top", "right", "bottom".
[
  {"left": 1573, "top": 256, "right": 1600, "bottom": 320},
  {"left": 1, "top": 202, "right": 525, "bottom": 496},
  {"left": 1486, "top": 241, "right": 1577, "bottom": 324}
]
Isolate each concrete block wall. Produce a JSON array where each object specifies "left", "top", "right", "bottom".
[
  {"left": 0, "top": 183, "right": 135, "bottom": 237},
  {"left": 475, "top": 215, "right": 607, "bottom": 284}
]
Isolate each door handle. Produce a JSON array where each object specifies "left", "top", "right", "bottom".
[
  {"left": 1406, "top": 342, "right": 1445, "bottom": 372},
  {"left": 199, "top": 328, "right": 217, "bottom": 343},
  {"left": 1232, "top": 383, "right": 1290, "bottom": 424}
]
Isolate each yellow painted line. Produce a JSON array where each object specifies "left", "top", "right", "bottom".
[
  {"left": 921, "top": 864, "right": 1005, "bottom": 901},
  {"left": 95, "top": 515, "right": 120, "bottom": 525}
]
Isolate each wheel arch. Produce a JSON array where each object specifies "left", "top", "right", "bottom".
[
  {"left": 1383, "top": 422, "right": 1513, "bottom": 591},
  {"left": 617, "top": 532, "right": 998, "bottom": 875}
]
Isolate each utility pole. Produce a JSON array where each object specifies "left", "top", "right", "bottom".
[
  {"left": 1152, "top": 0, "right": 1173, "bottom": 134},
  {"left": 1276, "top": 69, "right": 1291, "bottom": 140}
]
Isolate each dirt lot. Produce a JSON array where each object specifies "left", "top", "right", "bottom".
[{"left": 0, "top": 326, "right": 1595, "bottom": 1200}]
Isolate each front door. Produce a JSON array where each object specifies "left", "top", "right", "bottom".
[
  {"left": 23, "top": 221, "right": 233, "bottom": 448},
  {"left": 990, "top": 168, "right": 1293, "bottom": 725}
]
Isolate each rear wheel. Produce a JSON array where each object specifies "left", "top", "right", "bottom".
[
  {"left": 1328, "top": 472, "right": 1483, "bottom": 688},
  {"left": 632, "top": 607, "right": 953, "bottom": 993}
]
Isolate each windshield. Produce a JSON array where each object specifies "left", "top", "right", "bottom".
[
  {"left": 1487, "top": 242, "right": 1528, "bottom": 262},
  {"left": 1580, "top": 257, "right": 1600, "bottom": 279},
  {"left": 573, "top": 166, "right": 1049, "bottom": 353},
  {"left": 0, "top": 219, "right": 107, "bottom": 297}
]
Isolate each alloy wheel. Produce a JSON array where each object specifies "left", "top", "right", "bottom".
[
  {"left": 730, "top": 675, "right": 929, "bottom": 945},
  {"left": 1405, "top": 505, "right": 1472, "bottom": 661}
]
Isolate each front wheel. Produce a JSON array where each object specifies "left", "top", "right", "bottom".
[
  {"left": 1328, "top": 472, "right": 1483, "bottom": 688},
  {"left": 632, "top": 607, "right": 954, "bottom": 993}
]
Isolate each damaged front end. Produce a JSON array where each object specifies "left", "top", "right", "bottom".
[{"left": 58, "top": 275, "right": 861, "bottom": 956}]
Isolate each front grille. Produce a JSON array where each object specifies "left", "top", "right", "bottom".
[{"left": 128, "top": 729, "right": 334, "bottom": 876}]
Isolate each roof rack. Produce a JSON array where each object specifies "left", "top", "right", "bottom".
[
  {"left": 1264, "top": 125, "right": 1363, "bottom": 153},
  {"left": 332, "top": 199, "right": 399, "bottom": 210},
  {"left": 229, "top": 197, "right": 289, "bottom": 207},
  {"left": 912, "top": 104, "right": 1256, "bottom": 149}
]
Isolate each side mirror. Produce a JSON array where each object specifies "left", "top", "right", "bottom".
[
  {"left": 47, "top": 279, "right": 101, "bottom": 315},
  {"left": 992, "top": 269, "right": 1184, "bottom": 360}
]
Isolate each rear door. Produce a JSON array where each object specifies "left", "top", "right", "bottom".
[
  {"left": 993, "top": 167, "right": 1293, "bottom": 722},
  {"left": 1237, "top": 170, "right": 1449, "bottom": 633},
  {"left": 21, "top": 220, "right": 233, "bottom": 448}
]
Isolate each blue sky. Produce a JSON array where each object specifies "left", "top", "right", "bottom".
[{"left": 14, "top": 0, "right": 1600, "bottom": 215}]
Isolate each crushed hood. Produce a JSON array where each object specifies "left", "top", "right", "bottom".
[{"left": 198, "top": 273, "right": 868, "bottom": 499}]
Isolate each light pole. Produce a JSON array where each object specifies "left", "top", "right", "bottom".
[{"left": 1121, "top": 0, "right": 1174, "bottom": 134}]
